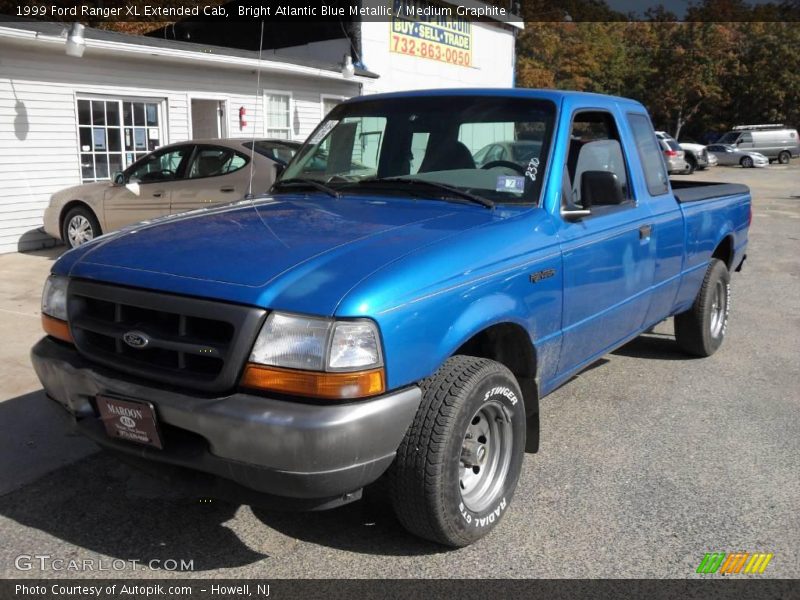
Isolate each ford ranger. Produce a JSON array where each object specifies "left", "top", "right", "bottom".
[{"left": 32, "top": 89, "right": 751, "bottom": 547}]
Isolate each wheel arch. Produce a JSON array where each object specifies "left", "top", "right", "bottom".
[
  {"left": 453, "top": 321, "right": 540, "bottom": 453},
  {"left": 712, "top": 234, "right": 735, "bottom": 270},
  {"left": 59, "top": 200, "right": 100, "bottom": 235}
]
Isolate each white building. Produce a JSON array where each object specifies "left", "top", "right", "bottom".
[{"left": 0, "top": 2, "right": 521, "bottom": 254}]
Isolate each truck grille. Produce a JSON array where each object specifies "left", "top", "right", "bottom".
[{"left": 67, "top": 280, "right": 266, "bottom": 393}]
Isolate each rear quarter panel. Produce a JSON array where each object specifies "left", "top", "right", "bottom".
[{"left": 672, "top": 192, "right": 750, "bottom": 313}]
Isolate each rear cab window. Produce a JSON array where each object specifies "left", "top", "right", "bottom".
[{"left": 627, "top": 113, "right": 670, "bottom": 197}]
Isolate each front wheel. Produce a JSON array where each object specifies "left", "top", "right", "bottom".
[
  {"left": 740, "top": 156, "right": 754, "bottom": 168},
  {"left": 62, "top": 206, "right": 101, "bottom": 249},
  {"left": 674, "top": 258, "right": 731, "bottom": 357},
  {"left": 387, "top": 356, "right": 526, "bottom": 547}
]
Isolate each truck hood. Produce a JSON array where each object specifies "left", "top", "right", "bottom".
[{"left": 63, "top": 194, "right": 501, "bottom": 314}]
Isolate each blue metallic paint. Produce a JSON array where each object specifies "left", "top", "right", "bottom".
[{"left": 51, "top": 89, "right": 750, "bottom": 398}]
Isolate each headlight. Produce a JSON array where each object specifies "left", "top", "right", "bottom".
[
  {"left": 41, "top": 275, "right": 73, "bottom": 343},
  {"left": 242, "top": 312, "right": 385, "bottom": 399},
  {"left": 249, "top": 313, "right": 333, "bottom": 371},
  {"left": 42, "top": 275, "right": 68, "bottom": 321}
]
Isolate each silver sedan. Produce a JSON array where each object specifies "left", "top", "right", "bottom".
[
  {"left": 44, "top": 138, "right": 300, "bottom": 248},
  {"left": 706, "top": 144, "right": 769, "bottom": 168}
]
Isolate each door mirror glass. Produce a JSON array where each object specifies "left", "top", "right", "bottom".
[{"left": 113, "top": 171, "right": 125, "bottom": 185}]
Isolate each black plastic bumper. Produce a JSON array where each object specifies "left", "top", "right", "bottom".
[{"left": 31, "top": 337, "right": 421, "bottom": 508}]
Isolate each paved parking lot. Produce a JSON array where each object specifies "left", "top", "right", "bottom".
[{"left": 1, "top": 164, "right": 798, "bottom": 579}]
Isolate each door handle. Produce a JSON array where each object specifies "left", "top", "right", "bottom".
[
  {"left": 639, "top": 224, "right": 653, "bottom": 239},
  {"left": 220, "top": 187, "right": 235, "bottom": 193},
  {"left": 152, "top": 191, "right": 164, "bottom": 198}
]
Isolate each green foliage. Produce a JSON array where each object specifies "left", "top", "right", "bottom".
[{"left": 516, "top": 0, "right": 800, "bottom": 139}]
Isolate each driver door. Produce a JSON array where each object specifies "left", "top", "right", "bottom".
[{"left": 104, "top": 145, "right": 193, "bottom": 231}]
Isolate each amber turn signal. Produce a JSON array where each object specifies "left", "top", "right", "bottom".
[
  {"left": 42, "top": 314, "right": 74, "bottom": 344},
  {"left": 241, "top": 364, "right": 385, "bottom": 399}
]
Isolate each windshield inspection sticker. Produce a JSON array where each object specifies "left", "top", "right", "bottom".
[
  {"left": 496, "top": 176, "right": 526, "bottom": 193},
  {"left": 308, "top": 120, "right": 338, "bottom": 145}
]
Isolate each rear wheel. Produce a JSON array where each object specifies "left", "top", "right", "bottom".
[
  {"left": 778, "top": 151, "right": 791, "bottom": 165},
  {"left": 62, "top": 206, "right": 101, "bottom": 249},
  {"left": 387, "top": 356, "right": 526, "bottom": 547},
  {"left": 685, "top": 155, "right": 696, "bottom": 174},
  {"left": 674, "top": 258, "right": 731, "bottom": 357},
  {"left": 740, "top": 156, "right": 754, "bottom": 168}
]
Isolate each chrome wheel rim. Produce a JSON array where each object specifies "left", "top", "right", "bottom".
[
  {"left": 709, "top": 280, "right": 727, "bottom": 338},
  {"left": 67, "top": 215, "right": 93, "bottom": 247},
  {"left": 459, "top": 400, "right": 513, "bottom": 513}
]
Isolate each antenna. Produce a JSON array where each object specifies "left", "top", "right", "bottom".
[{"left": 246, "top": 20, "right": 265, "bottom": 199}]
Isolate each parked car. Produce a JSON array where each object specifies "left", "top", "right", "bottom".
[
  {"left": 658, "top": 137, "right": 690, "bottom": 173},
  {"left": 33, "top": 89, "right": 750, "bottom": 548},
  {"left": 706, "top": 144, "right": 769, "bottom": 168},
  {"left": 473, "top": 140, "right": 543, "bottom": 167},
  {"left": 43, "top": 138, "right": 299, "bottom": 248},
  {"left": 716, "top": 124, "right": 799, "bottom": 164},
  {"left": 656, "top": 132, "right": 709, "bottom": 174}
]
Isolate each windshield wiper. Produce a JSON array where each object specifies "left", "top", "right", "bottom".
[
  {"left": 271, "top": 178, "right": 340, "bottom": 198},
  {"left": 355, "top": 178, "right": 494, "bottom": 209}
]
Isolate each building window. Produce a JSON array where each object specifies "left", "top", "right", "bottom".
[
  {"left": 265, "top": 92, "right": 291, "bottom": 139},
  {"left": 77, "top": 97, "right": 165, "bottom": 182}
]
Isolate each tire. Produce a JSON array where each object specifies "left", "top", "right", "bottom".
[
  {"left": 685, "top": 155, "right": 696, "bottom": 175},
  {"left": 674, "top": 258, "right": 731, "bottom": 357},
  {"left": 740, "top": 156, "right": 754, "bottom": 168},
  {"left": 62, "top": 205, "right": 101, "bottom": 249},
  {"left": 778, "top": 151, "right": 791, "bottom": 165},
  {"left": 387, "top": 356, "right": 526, "bottom": 547}
]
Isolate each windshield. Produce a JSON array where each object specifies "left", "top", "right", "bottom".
[
  {"left": 279, "top": 96, "right": 556, "bottom": 205},
  {"left": 242, "top": 140, "right": 301, "bottom": 165},
  {"left": 717, "top": 132, "right": 740, "bottom": 144}
]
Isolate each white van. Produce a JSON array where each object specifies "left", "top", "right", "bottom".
[{"left": 716, "top": 124, "right": 799, "bottom": 164}]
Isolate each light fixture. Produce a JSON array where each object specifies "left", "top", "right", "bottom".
[
  {"left": 65, "top": 23, "right": 86, "bottom": 58},
  {"left": 341, "top": 54, "right": 355, "bottom": 79}
]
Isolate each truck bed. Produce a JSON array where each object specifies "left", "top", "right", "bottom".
[{"left": 670, "top": 180, "right": 750, "bottom": 203}]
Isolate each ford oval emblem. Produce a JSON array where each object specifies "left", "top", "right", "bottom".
[{"left": 123, "top": 330, "right": 150, "bottom": 349}]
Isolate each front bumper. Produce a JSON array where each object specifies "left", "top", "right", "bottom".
[
  {"left": 31, "top": 337, "right": 421, "bottom": 507},
  {"left": 42, "top": 205, "right": 61, "bottom": 240}
]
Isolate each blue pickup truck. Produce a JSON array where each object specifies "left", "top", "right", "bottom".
[{"left": 32, "top": 89, "right": 750, "bottom": 547}]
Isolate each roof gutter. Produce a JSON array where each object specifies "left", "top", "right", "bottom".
[{"left": 0, "top": 25, "right": 374, "bottom": 82}]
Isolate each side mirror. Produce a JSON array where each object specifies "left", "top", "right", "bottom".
[
  {"left": 736, "top": 139, "right": 743, "bottom": 145},
  {"left": 113, "top": 171, "right": 125, "bottom": 185},
  {"left": 580, "top": 170, "right": 625, "bottom": 206}
]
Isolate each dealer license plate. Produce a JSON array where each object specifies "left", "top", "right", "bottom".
[{"left": 96, "top": 395, "right": 163, "bottom": 449}]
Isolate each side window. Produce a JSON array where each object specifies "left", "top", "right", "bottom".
[
  {"left": 740, "top": 132, "right": 753, "bottom": 144},
  {"left": 127, "top": 146, "right": 190, "bottom": 183},
  {"left": 188, "top": 147, "right": 248, "bottom": 179},
  {"left": 627, "top": 113, "right": 670, "bottom": 197},
  {"left": 566, "top": 111, "right": 632, "bottom": 211}
]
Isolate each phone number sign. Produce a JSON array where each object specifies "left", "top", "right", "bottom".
[{"left": 390, "top": 0, "right": 472, "bottom": 67}]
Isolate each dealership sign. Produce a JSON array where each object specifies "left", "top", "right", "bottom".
[{"left": 390, "top": 0, "right": 472, "bottom": 67}]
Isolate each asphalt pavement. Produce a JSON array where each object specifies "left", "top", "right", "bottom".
[{"left": 1, "top": 163, "right": 798, "bottom": 579}]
